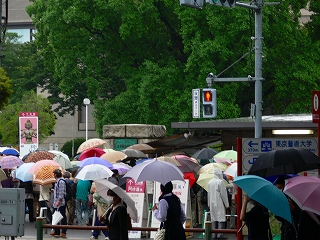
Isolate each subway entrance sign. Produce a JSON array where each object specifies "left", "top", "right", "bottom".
[{"left": 242, "top": 138, "right": 318, "bottom": 172}]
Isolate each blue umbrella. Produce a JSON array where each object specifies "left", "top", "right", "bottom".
[
  {"left": 2, "top": 148, "right": 19, "bottom": 156},
  {"left": 77, "top": 157, "right": 113, "bottom": 168},
  {"left": 15, "top": 162, "right": 35, "bottom": 182},
  {"left": 233, "top": 175, "right": 292, "bottom": 223}
]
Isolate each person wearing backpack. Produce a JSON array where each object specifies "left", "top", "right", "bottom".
[
  {"left": 50, "top": 169, "right": 67, "bottom": 238},
  {"left": 64, "top": 171, "right": 76, "bottom": 225}
]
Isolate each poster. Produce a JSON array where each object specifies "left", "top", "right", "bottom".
[{"left": 19, "top": 112, "right": 38, "bottom": 158}]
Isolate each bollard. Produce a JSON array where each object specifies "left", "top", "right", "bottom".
[
  {"left": 204, "top": 221, "right": 211, "bottom": 240},
  {"left": 36, "top": 217, "right": 44, "bottom": 240},
  {"left": 198, "top": 210, "right": 206, "bottom": 238}
]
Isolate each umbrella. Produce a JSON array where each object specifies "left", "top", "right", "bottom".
[
  {"left": 198, "top": 162, "right": 229, "bottom": 174},
  {"left": 196, "top": 172, "right": 229, "bottom": 191},
  {"left": 112, "top": 163, "right": 132, "bottom": 175},
  {"left": 79, "top": 148, "right": 106, "bottom": 160},
  {"left": 0, "top": 156, "right": 24, "bottom": 169},
  {"left": 76, "top": 138, "right": 107, "bottom": 154},
  {"left": 126, "top": 143, "right": 154, "bottom": 153},
  {"left": 224, "top": 163, "right": 237, "bottom": 178},
  {"left": 33, "top": 165, "right": 60, "bottom": 185},
  {"left": 233, "top": 175, "right": 292, "bottom": 223},
  {"left": 155, "top": 156, "right": 181, "bottom": 166},
  {"left": 123, "top": 159, "right": 184, "bottom": 185},
  {"left": 49, "top": 150, "right": 72, "bottom": 169},
  {"left": 0, "top": 169, "right": 8, "bottom": 181},
  {"left": 283, "top": 176, "right": 320, "bottom": 215},
  {"left": 248, "top": 148, "right": 320, "bottom": 178},
  {"left": 121, "top": 149, "right": 147, "bottom": 159},
  {"left": 191, "top": 147, "right": 219, "bottom": 160},
  {"left": 28, "top": 160, "right": 61, "bottom": 174},
  {"left": 100, "top": 151, "right": 128, "bottom": 164},
  {"left": 74, "top": 164, "right": 113, "bottom": 180},
  {"left": 15, "top": 162, "right": 35, "bottom": 182},
  {"left": 77, "top": 157, "right": 113, "bottom": 168},
  {"left": 172, "top": 155, "right": 202, "bottom": 173},
  {"left": 214, "top": 149, "right": 237, "bottom": 162},
  {"left": 0, "top": 147, "right": 10, "bottom": 153},
  {"left": 94, "top": 179, "right": 138, "bottom": 222},
  {"left": 184, "top": 172, "right": 196, "bottom": 188},
  {"left": 24, "top": 151, "right": 56, "bottom": 163},
  {"left": 1, "top": 148, "right": 20, "bottom": 156}
]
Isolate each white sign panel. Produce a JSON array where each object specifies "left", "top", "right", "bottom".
[
  {"left": 150, "top": 180, "right": 189, "bottom": 238},
  {"left": 192, "top": 89, "right": 200, "bottom": 118},
  {"left": 242, "top": 138, "right": 318, "bottom": 172}
]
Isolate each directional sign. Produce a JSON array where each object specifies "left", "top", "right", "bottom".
[
  {"left": 242, "top": 138, "right": 318, "bottom": 173},
  {"left": 192, "top": 89, "right": 200, "bottom": 118},
  {"left": 312, "top": 90, "right": 320, "bottom": 123}
]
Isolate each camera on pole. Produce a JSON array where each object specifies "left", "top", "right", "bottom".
[{"left": 202, "top": 88, "right": 217, "bottom": 118}]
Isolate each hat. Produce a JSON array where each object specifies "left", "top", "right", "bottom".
[{"left": 53, "top": 169, "right": 62, "bottom": 174}]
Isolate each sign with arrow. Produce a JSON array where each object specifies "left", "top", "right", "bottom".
[{"left": 242, "top": 138, "right": 318, "bottom": 172}]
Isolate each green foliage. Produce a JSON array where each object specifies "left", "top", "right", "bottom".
[
  {"left": 0, "top": 68, "right": 13, "bottom": 109},
  {"left": 61, "top": 137, "right": 85, "bottom": 158},
  {"left": 26, "top": 0, "right": 320, "bottom": 135},
  {"left": 0, "top": 91, "right": 56, "bottom": 145}
]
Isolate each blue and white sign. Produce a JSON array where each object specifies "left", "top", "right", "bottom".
[{"left": 242, "top": 138, "right": 318, "bottom": 172}]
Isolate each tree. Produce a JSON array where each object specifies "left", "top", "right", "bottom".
[
  {"left": 0, "top": 67, "right": 13, "bottom": 109},
  {"left": 0, "top": 91, "right": 56, "bottom": 145},
  {"left": 61, "top": 137, "right": 85, "bottom": 158},
  {"left": 26, "top": 0, "right": 319, "bottom": 136},
  {"left": 1, "top": 33, "right": 53, "bottom": 105}
]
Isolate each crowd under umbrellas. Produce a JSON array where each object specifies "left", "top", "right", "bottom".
[{"left": 4, "top": 139, "right": 320, "bottom": 238}]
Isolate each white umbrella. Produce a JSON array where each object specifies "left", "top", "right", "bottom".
[
  {"left": 224, "top": 162, "right": 237, "bottom": 178},
  {"left": 123, "top": 159, "right": 185, "bottom": 185},
  {"left": 75, "top": 164, "right": 113, "bottom": 180},
  {"left": 15, "top": 162, "right": 35, "bottom": 182},
  {"left": 49, "top": 150, "right": 72, "bottom": 169},
  {"left": 94, "top": 179, "right": 138, "bottom": 222}
]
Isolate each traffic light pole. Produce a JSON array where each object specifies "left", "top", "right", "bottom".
[{"left": 206, "top": 0, "right": 264, "bottom": 138}]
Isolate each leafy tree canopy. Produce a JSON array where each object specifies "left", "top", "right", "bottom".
[
  {"left": 0, "top": 91, "right": 56, "bottom": 145},
  {"left": 0, "top": 67, "right": 13, "bottom": 109},
  {"left": 26, "top": 0, "right": 320, "bottom": 136}
]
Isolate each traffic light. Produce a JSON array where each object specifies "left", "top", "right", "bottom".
[
  {"left": 180, "top": 0, "right": 204, "bottom": 9},
  {"left": 206, "top": 0, "right": 236, "bottom": 8},
  {"left": 202, "top": 88, "right": 217, "bottom": 118}
]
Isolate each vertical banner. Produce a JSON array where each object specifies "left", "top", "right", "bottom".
[
  {"left": 19, "top": 112, "right": 38, "bottom": 158},
  {"left": 126, "top": 179, "right": 146, "bottom": 238}
]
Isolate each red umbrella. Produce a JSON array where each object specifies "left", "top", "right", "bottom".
[
  {"left": 79, "top": 148, "right": 106, "bottom": 160},
  {"left": 184, "top": 172, "right": 196, "bottom": 187}
]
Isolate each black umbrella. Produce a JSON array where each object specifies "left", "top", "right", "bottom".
[
  {"left": 191, "top": 147, "right": 219, "bottom": 160},
  {"left": 248, "top": 148, "right": 320, "bottom": 177}
]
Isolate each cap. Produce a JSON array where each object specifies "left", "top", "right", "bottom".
[{"left": 53, "top": 169, "right": 62, "bottom": 174}]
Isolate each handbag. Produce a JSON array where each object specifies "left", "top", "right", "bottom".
[
  {"left": 154, "top": 228, "right": 166, "bottom": 240},
  {"left": 52, "top": 210, "right": 63, "bottom": 225}
]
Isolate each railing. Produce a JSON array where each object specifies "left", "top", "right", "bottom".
[{"left": 36, "top": 218, "right": 238, "bottom": 240}]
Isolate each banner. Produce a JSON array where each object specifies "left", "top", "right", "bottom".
[{"left": 19, "top": 112, "right": 38, "bottom": 158}]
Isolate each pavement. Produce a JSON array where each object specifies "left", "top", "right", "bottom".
[{"left": 10, "top": 217, "right": 244, "bottom": 240}]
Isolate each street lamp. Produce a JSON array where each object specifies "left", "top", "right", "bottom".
[{"left": 83, "top": 98, "right": 91, "bottom": 141}]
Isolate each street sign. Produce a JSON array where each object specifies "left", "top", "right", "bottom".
[
  {"left": 192, "top": 89, "right": 200, "bottom": 118},
  {"left": 242, "top": 138, "right": 318, "bottom": 172},
  {"left": 312, "top": 90, "right": 320, "bottom": 123}
]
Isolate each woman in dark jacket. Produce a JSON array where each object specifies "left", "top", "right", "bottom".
[
  {"left": 152, "top": 181, "right": 187, "bottom": 240},
  {"left": 103, "top": 189, "right": 128, "bottom": 240}
]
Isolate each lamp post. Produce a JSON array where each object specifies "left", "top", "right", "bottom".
[{"left": 83, "top": 98, "right": 91, "bottom": 141}]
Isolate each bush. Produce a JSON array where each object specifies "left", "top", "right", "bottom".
[{"left": 61, "top": 138, "right": 85, "bottom": 158}]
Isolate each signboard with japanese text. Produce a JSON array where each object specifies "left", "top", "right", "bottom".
[
  {"left": 113, "top": 139, "right": 138, "bottom": 150},
  {"left": 312, "top": 90, "right": 320, "bottom": 123},
  {"left": 242, "top": 138, "right": 318, "bottom": 172},
  {"left": 150, "top": 180, "right": 191, "bottom": 238},
  {"left": 192, "top": 89, "right": 200, "bottom": 118},
  {"left": 19, "top": 112, "right": 38, "bottom": 158},
  {"left": 126, "top": 179, "right": 147, "bottom": 238}
]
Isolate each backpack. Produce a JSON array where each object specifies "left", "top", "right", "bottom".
[{"left": 58, "top": 179, "right": 73, "bottom": 201}]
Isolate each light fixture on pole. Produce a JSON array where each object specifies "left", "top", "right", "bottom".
[{"left": 83, "top": 98, "right": 91, "bottom": 141}]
